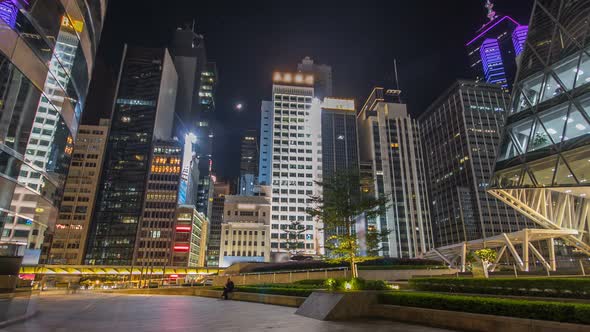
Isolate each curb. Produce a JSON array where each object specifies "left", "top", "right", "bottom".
[{"left": 0, "top": 310, "right": 39, "bottom": 329}]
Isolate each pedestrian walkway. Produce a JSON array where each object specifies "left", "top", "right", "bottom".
[{"left": 5, "top": 292, "right": 455, "bottom": 331}]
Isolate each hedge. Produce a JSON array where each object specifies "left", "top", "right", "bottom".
[
  {"left": 358, "top": 265, "right": 447, "bottom": 270},
  {"left": 379, "top": 292, "right": 590, "bottom": 324},
  {"left": 293, "top": 279, "right": 326, "bottom": 286},
  {"left": 410, "top": 277, "right": 590, "bottom": 299},
  {"left": 233, "top": 286, "right": 313, "bottom": 297}
]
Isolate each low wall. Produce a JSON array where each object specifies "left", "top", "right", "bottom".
[
  {"left": 213, "top": 269, "right": 349, "bottom": 286},
  {"left": 214, "top": 268, "right": 456, "bottom": 286},
  {"left": 100, "top": 287, "right": 305, "bottom": 307},
  {"left": 358, "top": 269, "right": 457, "bottom": 281},
  {"left": 369, "top": 304, "right": 588, "bottom": 332},
  {"left": 0, "top": 290, "right": 39, "bottom": 328}
]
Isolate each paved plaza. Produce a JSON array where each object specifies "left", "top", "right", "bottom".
[{"left": 4, "top": 293, "right": 455, "bottom": 332}]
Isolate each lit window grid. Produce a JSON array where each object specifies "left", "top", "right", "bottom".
[{"left": 268, "top": 87, "right": 323, "bottom": 254}]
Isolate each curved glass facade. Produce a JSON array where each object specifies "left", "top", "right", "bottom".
[
  {"left": 0, "top": 0, "right": 107, "bottom": 253},
  {"left": 489, "top": 0, "right": 590, "bottom": 254}
]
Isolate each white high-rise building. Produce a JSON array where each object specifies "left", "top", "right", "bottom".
[{"left": 259, "top": 72, "right": 324, "bottom": 257}]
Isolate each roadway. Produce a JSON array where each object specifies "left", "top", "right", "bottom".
[{"left": 4, "top": 292, "right": 455, "bottom": 331}]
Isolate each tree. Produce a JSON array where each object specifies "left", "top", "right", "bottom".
[
  {"left": 366, "top": 227, "right": 391, "bottom": 257},
  {"left": 307, "top": 170, "right": 389, "bottom": 278},
  {"left": 283, "top": 221, "right": 306, "bottom": 255},
  {"left": 474, "top": 248, "right": 497, "bottom": 278}
]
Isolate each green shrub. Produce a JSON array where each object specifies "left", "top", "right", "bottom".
[
  {"left": 294, "top": 279, "right": 326, "bottom": 285},
  {"left": 324, "top": 278, "right": 389, "bottom": 291},
  {"left": 358, "top": 265, "right": 447, "bottom": 270},
  {"left": 379, "top": 292, "right": 590, "bottom": 325},
  {"left": 410, "top": 277, "right": 590, "bottom": 299},
  {"left": 357, "top": 258, "right": 443, "bottom": 267}
]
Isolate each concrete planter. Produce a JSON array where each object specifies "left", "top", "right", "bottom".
[{"left": 369, "top": 304, "right": 589, "bottom": 332}]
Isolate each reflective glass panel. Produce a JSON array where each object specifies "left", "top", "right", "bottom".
[
  {"left": 533, "top": 103, "right": 569, "bottom": 148},
  {"left": 562, "top": 146, "right": 590, "bottom": 184},
  {"left": 563, "top": 107, "right": 590, "bottom": 142},
  {"left": 552, "top": 54, "right": 579, "bottom": 91},
  {"left": 553, "top": 157, "right": 577, "bottom": 185},
  {"left": 520, "top": 73, "right": 544, "bottom": 107},
  {"left": 528, "top": 156, "right": 558, "bottom": 187},
  {"left": 576, "top": 52, "right": 590, "bottom": 88},
  {"left": 541, "top": 73, "right": 565, "bottom": 103},
  {"left": 495, "top": 166, "right": 523, "bottom": 188}
]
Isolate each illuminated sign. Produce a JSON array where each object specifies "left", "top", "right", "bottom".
[
  {"left": 322, "top": 98, "right": 355, "bottom": 111},
  {"left": 273, "top": 72, "right": 314, "bottom": 86},
  {"left": 178, "top": 133, "right": 196, "bottom": 204},
  {"left": 173, "top": 245, "right": 190, "bottom": 252},
  {"left": 61, "top": 16, "right": 84, "bottom": 33},
  {"left": 175, "top": 226, "right": 191, "bottom": 232}
]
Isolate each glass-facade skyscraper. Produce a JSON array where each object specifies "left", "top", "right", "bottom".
[
  {"left": 321, "top": 98, "right": 359, "bottom": 178},
  {"left": 238, "top": 129, "right": 259, "bottom": 196},
  {"left": 467, "top": 2, "right": 528, "bottom": 90},
  {"left": 85, "top": 47, "right": 178, "bottom": 265},
  {"left": 0, "top": 1, "right": 108, "bottom": 261},
  {"left": 420, "top": 81, "right": 533, "bottom": 247},
  {"left": 489, "top": 0, "right": 590, "bottom": 255},
  {"left": 170, "top": 29, "right": 217, "bottom": 218}
]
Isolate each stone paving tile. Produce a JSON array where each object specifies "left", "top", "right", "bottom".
[{"left": 3, "top": 293, "right": 456, "bottom": 332}]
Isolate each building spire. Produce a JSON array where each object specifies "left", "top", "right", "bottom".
[{"left": 485, "top": 0, "right": 497, "bottom": 21}]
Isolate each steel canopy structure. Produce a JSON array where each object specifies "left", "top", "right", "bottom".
[{"left": 425, "top": 228, "right": 582, "bottom": 272}]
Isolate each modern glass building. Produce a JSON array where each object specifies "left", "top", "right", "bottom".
[
  {"left": 0, "top": 1, "right": 108, "bottom": 260},
  {"left": 488, "top": 0, "right": 590, "bottom": 254},
  {"left": 238, "top": 129, "right": 259, "bottom": 196},
  {"left": 321, "top": 97, "right": 359, "bottom": 178},
  {"left": 420, "top": 81, "right": 533, "bottom": 247},
  {"left": 206, "top": 181, "right": 229, "bottom": 267},
  {"left": 467, "top": 1, "right": 528, "bottom": 90},
  {"left": 85, "top": 47, "right": 178, "bottom": 265},
  {"left": 170, "top": 28, "right": 217, "bottom": 218}
]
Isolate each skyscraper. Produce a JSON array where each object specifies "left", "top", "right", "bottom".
[
  {"left": 467, "top": 1, "right": 528, "bottom": 89},
  {"left": 134, "top": 140, "right": 182, "bottom": 267},
  {"left": 321, "top": 98, "right": 359, "bottom": 177},
  {"left": 488, "top": 0, "right": 590, "bottom": 255},
  {"left": 258, "top": 101, "right": 274, "bottom": 186},
  {"left": 46, "top": 120, "right": 110, "bottom": 265},
  {"left": 239, "top": 129, "right": 259, "bottom": 196},
  {"left": 85, "top": 47, "right": 178, "bottom": 265},
  {"left": 420, "top": 80, "right": 532, "bottom": 247},
  {"left": 260, "top": 72, "right": 324, "bottom": 256},
  {"left": 297, "top": 56, "right": 333, "bottom": 99},
  {"left": 170, "top": 28, "right": 217, "bottom": 218},
  {"left": 0, "top": 1, "right": 108, "bottom": 264},
  {"left": 206, "top": 181, "right": 230, "bottom": 266},
  {"left": 357, "top": 88, "right": 433, "bottom": 258}
]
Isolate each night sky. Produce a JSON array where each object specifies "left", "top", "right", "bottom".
[{"left": 83, "top": 0, "right": 534, "bottom": 181}]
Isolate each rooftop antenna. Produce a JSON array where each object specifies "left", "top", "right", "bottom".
[
  {"left": 484, "top": 0, "right": 497, "bottom": 21},
  {"left": 393, "top": 59, "right": 400, "bottom": 91}
]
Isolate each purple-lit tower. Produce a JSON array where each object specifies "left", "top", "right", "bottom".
[
  {"left": 466, "top": 1, "right": 528, "bottom": 90},
  {"left": 0, "top": 0, "right": 19, "bottom": 28}
]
